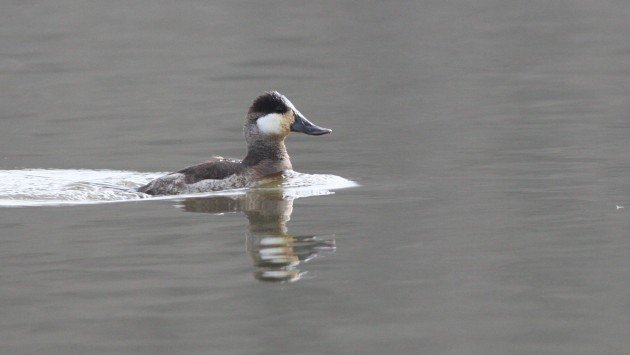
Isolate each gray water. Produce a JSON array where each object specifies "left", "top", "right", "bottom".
[{"left": 2, "top": 0, "right": 630, "bottom": 354}]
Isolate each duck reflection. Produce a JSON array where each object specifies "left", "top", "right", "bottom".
[{"left": 179, "top": 190, "right": 335, "bottom": 282}]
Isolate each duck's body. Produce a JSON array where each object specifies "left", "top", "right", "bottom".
[{"left": 138, "top": 91, "right": 331, "bottom": 195}]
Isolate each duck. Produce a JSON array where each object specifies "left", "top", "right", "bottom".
[{"left": 138, "top": 91, "right": 331, "bottom": 195}]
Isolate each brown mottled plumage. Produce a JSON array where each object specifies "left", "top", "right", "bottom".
[
  {"left": 138, "top": 91, "right": 331, "bottom": 195},
  {"left": 176, "top": 157, "right": 243, "bottom": 184}
]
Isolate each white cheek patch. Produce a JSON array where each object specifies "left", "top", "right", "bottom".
[{"left": 257, "top": 113, "right": 284, "bottom": 135}]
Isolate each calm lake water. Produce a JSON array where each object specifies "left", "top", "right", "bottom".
[{"left": 2, "top": 0, "right": 630, "bottom": 354}]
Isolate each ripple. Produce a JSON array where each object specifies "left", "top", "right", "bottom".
[{"left": 0, "top": 169, "right": 357, "bottom": 207}]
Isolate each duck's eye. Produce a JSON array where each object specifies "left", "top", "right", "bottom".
[{"left": 274, "top": 106, "right": 285, "bottom": 113}]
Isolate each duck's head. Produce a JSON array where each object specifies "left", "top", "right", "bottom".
[{"left": 244, "top": 91, "right": 331, "bottom": 143}]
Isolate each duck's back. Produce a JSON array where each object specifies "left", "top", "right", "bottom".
[
  {"left": 138, "top": 157, "right": 243, "bottom": 195},
  {"left": 176, "top": 157, "right": 243, "bottom": 184}
]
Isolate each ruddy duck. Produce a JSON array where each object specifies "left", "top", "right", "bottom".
[{"left": 138, "top": 91, "right": 331, "bottom": 195}]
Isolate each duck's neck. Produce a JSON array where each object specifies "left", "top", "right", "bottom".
[{"left": 242, "top": 138, "right": 292, "bottom": 175}]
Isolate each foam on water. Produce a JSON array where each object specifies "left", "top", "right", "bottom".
[{"left": 0, "top": 169, "right": 357, "bottom": 207}]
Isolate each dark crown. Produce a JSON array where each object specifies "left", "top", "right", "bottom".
[{"left": 249, "top": 91, "right": 289, "bottom": 115}]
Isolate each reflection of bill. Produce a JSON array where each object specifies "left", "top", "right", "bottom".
[{"left": 180, "top": 190, "right": 335, "bottom": 282}]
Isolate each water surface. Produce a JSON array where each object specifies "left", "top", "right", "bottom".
[{"left": 2, "top": 0, "right": 630, "bottom": 354}]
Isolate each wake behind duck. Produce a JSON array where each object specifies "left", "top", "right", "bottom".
[{"left": 0, "top": 169, "right": 355, "bottom": 207}]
